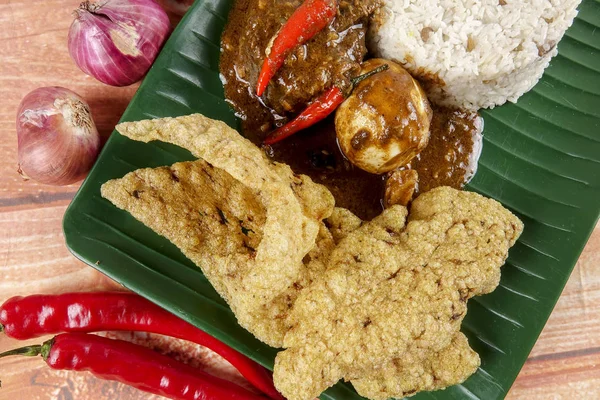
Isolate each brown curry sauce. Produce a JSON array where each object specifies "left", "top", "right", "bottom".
[
  {"left": 410, "top": 108, "right": 483, "bottom": 195},
  {"left": 220, "top": 0, "right": 483, "bottom": 220}
]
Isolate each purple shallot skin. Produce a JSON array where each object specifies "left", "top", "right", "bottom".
[{"left": 68, "top": 0, "right": 171, "bottom": 86}]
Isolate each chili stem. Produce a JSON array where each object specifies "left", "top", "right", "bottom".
[
  {"left": 0, "top": 342, "right": 40, "bottom": 389},
  {"left": 0, "top": 339, "right": 53, "bottom": 360},
  {"left": 0, "top": 344, "right": 42, "bottom": 358},
  {"left": 350, "top": 64, "right": 389, "bottom": 87},
  {"left": 263, "top": 64, "right": 390, "bottom": 145}
]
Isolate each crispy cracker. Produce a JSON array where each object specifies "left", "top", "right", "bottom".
[
  {"left": 115, "top": 114, "right": 334, "bottom": 309},
  {"left": 104, "top": 114, "right": 335, "bottom": 346},
  {"left": 255, "top": 223, "right": 336, "bottom": 344},
  {"left": 101, "top": 161, "right": 265, "bottom": 330},
  {"left": 274, "top": 187, "right": 523, "bottom": 400},
  {"left": 325, "top": 207, "right": 363, "bottom": 244},
  {"left": 352, "top": 333, "right": 480, "bottom": 399}
]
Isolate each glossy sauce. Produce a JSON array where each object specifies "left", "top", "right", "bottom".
[
  {"left": 410, "top": 107, "right": 483, "bottom": 195},
  {"left": 220, "top": 0, "right": 483, "bottom": 220},
  {"left": 267, "top": 118, "right": 386, "bottom": 220},
  {"left": 220, "top": 0, "right": 379, "bottom": 131}
]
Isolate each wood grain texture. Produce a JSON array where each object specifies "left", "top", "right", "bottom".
[
  {"left": 0, "top": 0, "right": 138, "bottom": 213},
  {"left": 0, "top": 1, "right": 598, "bottom": 399}
]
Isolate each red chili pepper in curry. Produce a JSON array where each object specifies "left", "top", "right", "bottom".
[
  {"left": 264, "top": 64, "right": 389, "bottom": 145},
  {"left": 256, "top": 0, "right": 338, "bottom": 96},
  {"left": 0, "top": 292, "right": 283, "bottom": 400},
  {"left": 0, "top": 333, "right": 266, "bottom": 400}
]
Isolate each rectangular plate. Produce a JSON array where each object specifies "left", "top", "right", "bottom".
[{"left": 63, "top": 0, "right": 600, "bottom": 398}]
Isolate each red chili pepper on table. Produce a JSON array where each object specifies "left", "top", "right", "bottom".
[
  {"left": 0, "top": 333, "right": 266, "bottom": 400},
  {"left": 264, "top": 64, "right": 389, "bottom": 145},
  {"left": 0, "top": 292, "right": 283, "bottom": 400},
  {"left": 256, "top": 0, "right": 338, "bottom": 97}
]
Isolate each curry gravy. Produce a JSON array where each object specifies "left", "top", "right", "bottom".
[
  {"left": 220, "top": 0, "right": 483, "bottom": 219},
  {"left": 411, "top": 107, "right": 483, "bottom": 195}
]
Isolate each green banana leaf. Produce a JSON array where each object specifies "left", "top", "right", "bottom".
[{"left": 63, "top": 0, "right": 600, "bottom": 398}]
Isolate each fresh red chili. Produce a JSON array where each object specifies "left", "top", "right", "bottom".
[
  {"left": 256, "top": 0, "right": 338, "bottom": 97},
  {"left": 264, "top": 87, "right": 344, "bottom": 145},
  {"left": 0, "top": 333, "right": 266, "bottom": 400},
  {"left": 0, "top": 292, "right": 283, "bottom": 400},
  {"left": 263, "top": 64, "right": 389, "bottom": 145}
]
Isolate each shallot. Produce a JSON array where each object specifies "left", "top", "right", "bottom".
[
  {"left": 16, "top": 87, "right": 100, "bottom": 186},
  {"left": 68, "top": 0, "right": 171, "bottom": 87}
]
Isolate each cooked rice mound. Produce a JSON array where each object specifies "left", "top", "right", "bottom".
[{"left": 371, "top": 0, "right": 581, "bottom": 109}]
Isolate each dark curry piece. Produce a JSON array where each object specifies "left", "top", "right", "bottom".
[
  {"left": 221, "top": 0, "right": 384, "bottom": 219},
  {"left": 221, "top": 0, "right": 379, "bottom": 127},
  {"left": 220, "top": 0, "right": 483, "bottom": 219}
]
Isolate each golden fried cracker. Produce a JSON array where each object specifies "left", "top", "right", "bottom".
[
  {"left": 102, "top": 160, "right": 265, "bottom": 315},
  {"left": 352, "top": 333, "right": 480, "bottom": 399},
  {"left": 274, "top": 187, "right": 522, "bottom": 400},
  {"left": 325, "top": 207, "right": 363, "bottom": 244},
  {"left": 104, "top": 114, "right": 335, "bottom": 346},
  {"left": 115, "top": 114, "right": 334, "bottom": 310}
]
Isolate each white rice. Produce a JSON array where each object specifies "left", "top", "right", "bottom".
[{"left": 370, "top": 0, "right": 581, "bottom": 110}]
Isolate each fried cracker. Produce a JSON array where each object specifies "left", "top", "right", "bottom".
[
  {"left": 274, "top": 187, "right": 522, "bottom": 400},
  {"left": 352, "top": 333, "right": 480, "bottom": 399},
  {"left": 104, "top": 114, "right": 335, "bottom": 346},
  {"left": 325, "top": 207, "right": 363, "bottom": 244},
  {"left": 255, "top": 224, "right": 336, "bottom": 343},
  {"left": 115, "top": 114, "right": 334, "bottom": 309},
  {"left": 102, "top": 160, "right": 265, "bottom": 315}
]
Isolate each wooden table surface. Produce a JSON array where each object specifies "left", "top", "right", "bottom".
[{"left": 1, "top": 1, "right": 598, "bottom": 399}]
